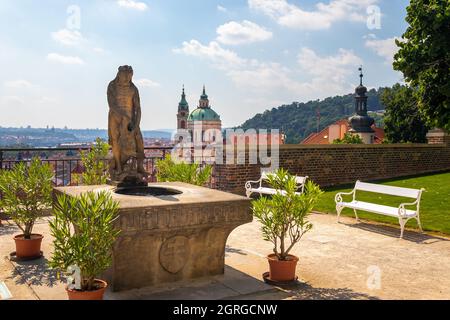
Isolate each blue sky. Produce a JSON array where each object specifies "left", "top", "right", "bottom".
[{"left": 0, "top": 0, "right": 409, "bottom": 130}]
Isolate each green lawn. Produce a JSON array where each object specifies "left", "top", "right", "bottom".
[{"left": 313, "top": 171, "right": 450, "bottom": 235}]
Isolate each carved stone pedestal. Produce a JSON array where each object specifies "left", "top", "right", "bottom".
[{"left": 53, "top": 182, "right": 252, "bottom": 291}]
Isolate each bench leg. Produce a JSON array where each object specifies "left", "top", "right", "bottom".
[
  {"left": 336, "top": 205, "right": 343, "bottom": 223},
  {"left": 246, "top": 190, "right": 252, "bottom": 198},
  {"left": 398, "top": 218, "right": 407, "bottom": 239},
  {"left": 353, "top": 209, "right": 360, "bottom": 222},
  {"left": 416, "top": 216, "right": 423, "bottom": 233}
]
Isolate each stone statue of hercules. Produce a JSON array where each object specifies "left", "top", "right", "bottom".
[{"left": 107, "top": 65, "right": 146, "bottom": 176}]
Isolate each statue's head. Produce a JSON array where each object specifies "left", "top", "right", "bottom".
[{"left": 116, "top": 65, "right": 133, "bottom": 84}]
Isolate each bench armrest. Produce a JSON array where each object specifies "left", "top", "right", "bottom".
[
  {"left": 245, "top": 179, "right": 262, "bottom": 190},
  {"left": 335, "top": 190, "right": 355, "bottom": 203},
  {"left": 398, "top": 200, "right": 419, "bottom": 217}
]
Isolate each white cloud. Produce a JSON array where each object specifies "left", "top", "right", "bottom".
[
  {"left": 4, "top": 80, "right": 35, "bottom": 89},
  {"left": 297, "top": 47, "right": 362, "bottom": 85},
  {"left": 0, "top": 95, "right": 25, "bottom": 106},
  {"left": 216, "top": 20, "right": 273, "bottom": 45},
  {"left": 51, "top": 28, "right": 84, "bottom": 46},
  {"left": 117, "top": 0, "right": 148, "bottom": 11},
  {"left": 47, "top": 53, "right": 85, "bottom": 65},
  {"left": 217, "top": 5, "right": 228, "bottom": 13},
  {"left": 365, "top": 37, "right": 399, "bottom": 63},
  {"left": 174, "top": 39, "right": 362, "bottom": 99},
  {"left": 93, "top": 47, "right": 107, "bottom": 54},
  {"left": 298, "top": 48, "right": 363, "bottom": 94},
  {"left": 173, "top": 40, "right": 246, "bottom": 70},
  {"left": 135, "top": 78, "right": 160, "bottom": 88},
  {"left": 363, "top": 33, "right": 377, "bottom": 40},
  {"left": 248, "top": 0, "right": 379, "bottom": 30}
]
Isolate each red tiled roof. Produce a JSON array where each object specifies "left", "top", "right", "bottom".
[{"left": 300, "top": 118, "right": 384, "bottom": 144}]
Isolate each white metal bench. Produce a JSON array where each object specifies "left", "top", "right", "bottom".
[
  {"left": 245, "top": 172, "right": 308, "bottom": 198},
  {"left": 335, "top": 180, "right": 425, "bottom": 238}
]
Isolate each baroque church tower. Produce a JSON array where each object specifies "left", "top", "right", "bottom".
[{"left": 177, "top": 85, "right": 189, "bottom": 130}]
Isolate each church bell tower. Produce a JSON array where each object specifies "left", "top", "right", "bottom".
[{"left": 177, "top": 85, "right": 189, "bottom": 130}]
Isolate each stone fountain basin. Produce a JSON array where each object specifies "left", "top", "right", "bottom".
[{"left": 53, "top": 182, "right": 252, "bottom": 291}]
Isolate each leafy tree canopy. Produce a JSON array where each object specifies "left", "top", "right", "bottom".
[
  {"left": 394, "top": 0, "right": 450, "bottom": 131},
  {"left": 381, "top": 84, "right": 429, "bottom": 143}
]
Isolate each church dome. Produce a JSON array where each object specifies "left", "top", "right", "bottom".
[{"left": 188, "top": 107, "right": 220, "bottom": 121}]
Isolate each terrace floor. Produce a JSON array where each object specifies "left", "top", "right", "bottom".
[{"left": 1, "top": 213, "right": 450, "bottom": 300}]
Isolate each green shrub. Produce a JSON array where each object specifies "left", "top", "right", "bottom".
[
  {"left": 0, "top": 157, "right": 53, "bottom": 238},
  {"left": 49, "top": 191, "right": 120, "bottom": 291},
  {"left": 252, "top": 169, "right": 323, "bottom": 260},
  {"left": 332, "top": 132, "right": 363, "bottom": 144},
  {"left": 156, "top": 154, "right": 212, "bottom": 186},
  {"left": 74, "top": 137, "right": 110, "bottom": 185}
]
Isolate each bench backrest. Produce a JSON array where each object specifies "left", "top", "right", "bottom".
[
  {"left": 261, "top": 172, "right": 307, "bottom": 186},
  {"left": 355, "top": 181, "right": 422, "bottom": 199},
  {"left": 261, "top": 171, "right": 273, "bottom": 180},
  {"left": 295, "top": 176, "right": 307, "bottom": 184}
]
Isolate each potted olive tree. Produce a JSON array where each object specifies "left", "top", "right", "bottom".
[
  {"left": 252, "top": 169, "right": 323, "bottom": 282},
  {"left": 49, "top": 191, "right": 120, "bottom": 300},
  {"left": 0, "top": 157, "right": 53, "bottom": 259}
]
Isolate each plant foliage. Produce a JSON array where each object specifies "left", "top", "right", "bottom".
[
  {"left": 381, "top": 84, "right": 429, "bottom": 143},
  {"left": 0, "top": 157, "right": 53, "bottom": 238},
  {"left": 49, "top": 191, "right": 120, "bottom": 291},
  {"left": 156, "top": 154, "right": 212, "bottom": 186},
  {"left": 332, "top": 132, "right": 363, "bottom": 144},
  {"left": 393, "top": 0, "right": 450, "bottom": 131},
  {"left": 75, "top": 137, "right": 110, "bottom": 185},
  {"left": 252, "top": 169, "right": 323, "bottom": 260}
]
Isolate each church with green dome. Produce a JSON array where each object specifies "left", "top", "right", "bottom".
[{"left": 177, "top": 86, "right": 222, "bottom": 143}]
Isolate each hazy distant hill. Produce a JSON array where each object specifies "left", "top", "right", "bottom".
[
  {"left": 239, "top": 88, "right": 386, "bottom": 144},
  {"left": 0, "top": 127, "right": 172, "bottom": 147}
]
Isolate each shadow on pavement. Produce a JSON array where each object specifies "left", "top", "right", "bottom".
[
  {"left": 0, "top": 223, "right": 18, "bottom": 236},
  {"left": 225, "top": 245, "right": 248, "bottom": 257},
  {"left": 281, "top": 281, "right": 379, "bottom": 300},
  {"left": 344, "top": 221, "right": 449, "bottom": 244},
  {"left": 8, "top": 257, "right": 64, "bottom": 288}
]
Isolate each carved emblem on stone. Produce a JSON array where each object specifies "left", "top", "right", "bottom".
[{"left": 159, "top": 236, "right": 190, "bottom": 274}]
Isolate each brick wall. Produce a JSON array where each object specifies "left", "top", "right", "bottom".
[{"left": 213, "top": 138, "right": 450, "bottom": 195}]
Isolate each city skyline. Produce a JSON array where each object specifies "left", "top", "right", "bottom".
[{"left": 0, "top": 0, "right": 408, "bottom": 130}]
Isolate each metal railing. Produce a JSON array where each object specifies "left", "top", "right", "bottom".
[{"left": 0, "top": 146, "right": 216, "bottom": 188}]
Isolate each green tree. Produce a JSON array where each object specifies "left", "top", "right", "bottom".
[
  {"left": 252, "top": 169, "right": 323, "bottom": 260},
  {"left": 0, "top": 157, "right": 53, "bottom": 238},
  {"left": 332, "top": 133, "right": 363, "bottom": 144},
  {"left": 394, "top": 0, "right": 450, "bottom": 131},
  {"left": 50, "top": 191, "right": 120, "bottom": 291},
  {"left": 381, "top": 84, "right": 429, "bottom": 143},
  {"left": 75, "top": 138, "right": 110, "bottom": 185}
]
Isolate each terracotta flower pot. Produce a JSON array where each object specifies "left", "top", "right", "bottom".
[
  {"left": 66, "top": 279, "right": 108, "bottom": 300},
  {"left": 267, "top": 253, "right": 299, "bottom": 282},
  {"left": 13, "top": 234, "right": 43, "bottom": 259}
]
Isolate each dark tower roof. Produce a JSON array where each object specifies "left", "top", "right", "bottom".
[
  {"left": 178, "top": 85, "right": 189, "bottom": 111},
  {"left": 200, "top": 85, "right": 208, "bottom": 100},
  {"left": 349, "top": 67, "right": 374, "bottom": 133}
]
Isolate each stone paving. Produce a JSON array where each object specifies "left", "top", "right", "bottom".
[{"left": 1, "top": 213, "right": 450, "bottom": 300}]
